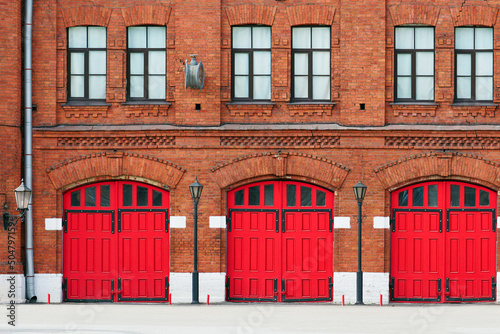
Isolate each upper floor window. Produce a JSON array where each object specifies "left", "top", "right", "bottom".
[
  {"left": 127, "top": 26, "right": 166, "bottom": 101},
  {"left": 292, "top": 26, "right": 330, "bottom": 102},
  {"left": 455, "top": 27, "right": 493, "bottom": 102},
  {"left": 68, "top": 26, "right": 107, "bottom": 101},
  {"left": 232, "top": 26, "right": 271, "bottom": 101},
  {"left": 395, "top": 26, "right": 434, "bottom": 102}
]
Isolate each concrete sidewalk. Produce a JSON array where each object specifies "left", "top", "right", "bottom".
[{"left": 1, "top": 303, "right": 500, "bottom": 334}]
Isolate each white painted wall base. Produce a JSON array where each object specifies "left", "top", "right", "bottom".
[
  {"left": 0, "top": 275, "right": 25, "bottom": 304},
  {"left": 169, "top": 272, "right": 225, "bottom": 304},
  {"left": 34, "top": 274, "right": 63, "bottom": 303},
  {"left": 334, "top": 272, "right": 389, "bottom": 305}
]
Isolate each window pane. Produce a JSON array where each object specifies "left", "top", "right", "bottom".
[
  {"left": 294, "top": 76, "right": 308, "bottom": 98},
  {"left": 234, "top": 76, "right": 249, "bottom": 98},
  {"left": 88, "top": 27, "right": 106, "bottom": 48},
  {"left": 412, "top": 186, "right": 424, "bottom": 207},
  {"left": 100, "top": 185, "right": 110, "bottom": 207},
  {"left": 476, "top": 52, "right": 493, "bottom": 75},
  {"left": 397, "top": 77, "right": 411, "bottom": 99},
  {"left": 85, "top": 187, "right": 97, "bottom": 207},
  {"left": 264, "top": 184, "right": 274, "bottom": 206},
  {"left": 294, "top": 53, "right": 308, "bottom": 75},
  {"left": 313, "top": 76, "right": 330, "bottom": 100},
  {"left": 234, "top": 53, "right": 249, "bottom": 75},
  {"left": 480, "top": 190, "right": 490, "bottom": 206},
  {"left": 301, "top": 186, "right": 312, "bottom": 207},
  {"left": 71, "top": 53, "right": 85, "bottom": 74},
  {"left": 316, "top": 190, "right": 326, "bottom": 206},
  {"left": 235, "top": 189, "right": 244, "bottom": 206},
  {"left": 149, "top": 76, "right": 166, "bottom": 99},
  {"left": 398, "top": 190, "right": 408, "bottom": 206},
  {"left": 248, "top": 186, "right": 260, "bottom": 206},
  {"left": 287, "top": 184, "right": 296, "bottom": 207},
  {"left": 89, "top": 76, "right": 106, "bottom": 99},
  {"left": 416, "top": 52, "right": 433, "bottom": 75},
  {"left": 69, "top": 27, "right": 87, "bottom": 48},
  {"left": 476, "top": 77, "right": 493, "bottom": 101},
  {"left": 450, "top": 184, "right": 460, "bottom": 207},
  {"left": 415, "top": 27, "right": 434, "bottom": 49},
  {"left": 313, "top": 51, "right": 330, "bottom": 75},
  {"left": 456, "top": 53, "right": 471, "bottom": 76},
  {"left": 130, "top": 76, "right": 144, "bottom": 98},
  {"left": 428, "top": 185, "right": 438, "bottom": 207},
  {"left": 71, "top": 190, "right": 81, "bottom": 207},
  {"left": 312, "top": 27, "right": 330, "bottom": 49},
  {"left": 89, "top": 51, "right": 106, "bottom": 74},
  {"left": 293, "top": 27, "right": 311, "bottom": 49},
  {"left": 153, "top": 190, "right": 162, "bottom": 207},
  {"left": 397, "top": 54, "right": 412, "bottom": 76},
  {"left": 416, "top": 77, "right": 433, "bottom": 100},
  {"left": 475, "top": 28, "right": 493, "bottom": 49},
  {"left": 130, "top": 53, "right": 144, "bottom": 75},
  {"left": 70, "top": 76, "right": 85, "bottom": 98},
  {"left": 148, "top": 26, "right": 166, "bottom": 48},
  {"left": 456, "top": 77, "right": 471, "bottom": 99},
  {"left": 464, "top": 186, "right": 476, "bottom": 207},
  {"left": 456, "top": 28, "right": 474, "bottom": 49},
  {"left": 395, "top": 27, "right": 414, "bottom": 49},
  {"left": 253, "top": 76, "right": 271, "bottom": 100},
  {"left": 253, "top": 27, "right": 271, "bottom": 48},
  {"left": 254, "top": 51, "right": 271, "bottom": 75},
  {"left": 233, "top": 27, "right": 251, "bottom": 49},
  {"left": 136, "top": 186, "right": 148, "bottom": 206},
  {"left": 128, "top": 27, "right": 146, "bottom": 48},
  {"left": 149, "top": 51, "right": 166, "bottom": 74},
  {"left": 123, "top": 184, "right": 133, "bottom": 206}
]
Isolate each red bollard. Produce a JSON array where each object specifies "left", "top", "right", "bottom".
[
  {"left": 380, "top": 294, "right": 383, "bottom": 306},
  {"left": 207, "top": 294, "right": 210, "bottom": 305},
  {"left": 48, "top": 294, "right": 50, "bottom": 304},
  {"left": 169, "top": 293, "right": 172, "bottom": 305},
  {"left": 342, "top": 295, "right": 344, "bottom": 306}
]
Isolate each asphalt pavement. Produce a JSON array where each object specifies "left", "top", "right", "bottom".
[{"left": 1, "top": 302, "right": 500, "bottom": 334}]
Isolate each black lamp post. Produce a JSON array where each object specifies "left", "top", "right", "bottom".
[
  {"left": 3, "top": 180, "right": 32, "bottom": 230},
  {"left": 353, "top": 181, "right": 367, "bottom": 305},
  {"left": 189, "top": 178, "right": 203, "bottom": 304}
]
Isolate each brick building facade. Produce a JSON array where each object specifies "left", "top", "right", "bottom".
[{"left": 2, "top": 0, "right": 500, "bottom": 304}]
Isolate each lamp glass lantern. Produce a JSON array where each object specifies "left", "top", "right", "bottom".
[
  {"left": 353, "top": 181, "right": 367, "bottom": 203},
  {"left": 14, "top": 180, "right": 32, "bottom": 211},
  {"left": 189, "top": 178, "right": 204, "bottom": 202}
]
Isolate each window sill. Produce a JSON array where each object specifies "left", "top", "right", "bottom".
[
  {"left": 226, "top": 102, "right": 275, "bottom": 116},
  {"left": 121, "top": 101, "right": 171, "bottom": 117},
  {"left": 122, "top": 101, "right": 172, "bottom": 106},
  {"left": 390, "top": 102, "right": 439, "bottom": 117},
  {"left": 61, "top": 101, "right": 110, "bottom": 118},
  {"left": 286, "top": 102, "right": 336, "bottom": 116},
  {"left": 450, "top": 102, "right": 497, "bottom": 117}
]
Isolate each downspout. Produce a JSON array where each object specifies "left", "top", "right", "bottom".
[{"left": 24, "top": 0, "right": 36, "bottom": 303}]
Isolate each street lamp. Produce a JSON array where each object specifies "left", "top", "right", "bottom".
[
  {"left": 353, "top": 181, "right": 367, "bottom": 305},
  {"left": 3, "top": 180, "right": 32, "bottom": 230},
  {"left": 189, "top": 177, "right": 203, "bottom": 304}
]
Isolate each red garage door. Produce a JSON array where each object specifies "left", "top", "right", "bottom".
[
  {"left": 226, "top": 181, "right": 333, "bottom": 302},
  {"left": 63, "top": 181, "right": 170, "bottom": 302},
  {"left": 391, "top": 181, "right": 496, "bottom": 302}
]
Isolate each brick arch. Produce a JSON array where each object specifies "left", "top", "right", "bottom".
[
  {"left": 224, "top": 4, "right": 277, "bottom": 26},
  {"left": 61, "top": 6, "right": 113, "bottom": 27},
  {"left": 121, "top": 5, "right": 172, "bottom": 27},
  {"left": 451, "top": 5, "right": 498, "bottom": 27},
  {"left": 46, "top": 151, "right": 185, "bottom": 192},
  {"left": 389, "top": 4, "right": 440, "bottom": 26},
  {"left": 210, "top": 152, "right": 350, "bottom": 190},
  {"left": 374, "top": 151, "right": 500, "bottom": 192},
  {"left": 286, "top": 5, "right": 336, "bottom": 26}
]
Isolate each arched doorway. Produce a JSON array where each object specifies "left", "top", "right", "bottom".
[
  {"left": 63, "top": 181, "right": 170, "bottom": 302},
  {"left": 390, "top": 181, "right": 497, "bottom": 302},
  {"left": 226, "top": 180, "right": 334, "bottom": 302}
]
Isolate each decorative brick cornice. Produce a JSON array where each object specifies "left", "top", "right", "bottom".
[
  {"left": 61, "top": 6, "right": 113, "bottom": 27},
  {"left": 210, "top": 151, "right": 349, "bottom": 190},
  {"left": 374, "top": 151, "right": 500, "bottom": 191},
  {"left": 62, "top": 104, "right": 110, "bottom": 118},
  {"left": 286, "top": 5, "right": 336, "bottom": 26},
  {"left": 57, "top": 135, "right": 175, "bottom": 148},
  {"left": 389, "top": 4, "right": 440, "bottom": 26},
  {"left": 46, "top": 151, "right": 185, "bottom": 191},
  {"left": 451, "top": 5, "right": 498, "bottom": 27},
  {"left": 224, "top": 4, "right": 277, "bottom": 26},
  {"left": 385, "top": 136, "right": 500, "bottom": 149},
  {"left": 121, "top": 5, "right": 172, "bottom": 27},
  {"left": 220, "top": 136, "right": 340, "bottom": 148}
]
